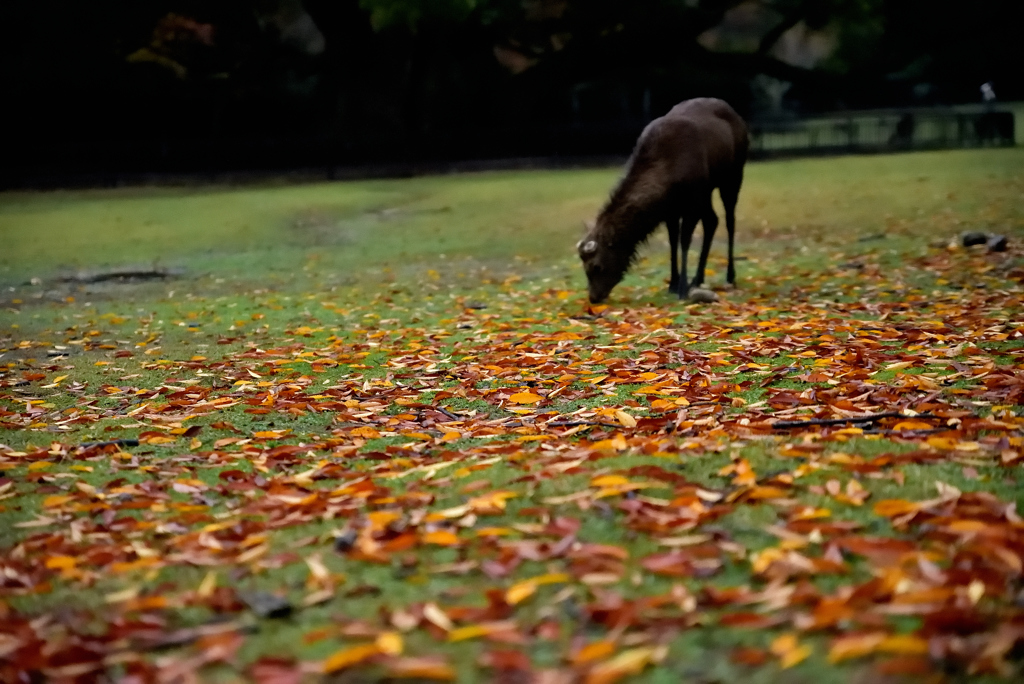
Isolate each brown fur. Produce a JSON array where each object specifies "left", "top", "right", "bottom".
[{"left": 578, "top": 98, "right": 748, "bottom": 303}]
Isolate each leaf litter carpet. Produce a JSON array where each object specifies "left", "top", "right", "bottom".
[{"left": 1, "top": 244, "right": 1023, "bottom": 682}]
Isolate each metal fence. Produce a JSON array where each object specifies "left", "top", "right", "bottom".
[
  {"left": 748, "top": 108, "right": 1016, "bottom": 158},
  {"left": 2, "top": 107, "right": 1017, "bottom": 190}
]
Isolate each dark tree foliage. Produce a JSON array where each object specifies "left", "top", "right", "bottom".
[{"left": 1, "top": 0, "right": 1020, "bottom": 177}]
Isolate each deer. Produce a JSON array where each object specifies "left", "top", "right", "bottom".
[{"left": 577, "top": 98, "right": 748, "bottom": 304}]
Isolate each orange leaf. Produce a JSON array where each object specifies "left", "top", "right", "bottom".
[
  {"left": 382, "top": 656, "right": 456, "bottom": 681},
  {"left": 509, "top": 391, "right": 543, "bottom": 405},
  {"left": 253, "top": 430, "right": 290, "bottom": 439},
  {"left": 873, "top": 499, "right": 920, "bottom": 517},
  {"left": 422, "top": 530, "right": 461, "bottom": 546},
  {"left": 350, "top": 426, "right": 381, "bottom": 439},
  {"left": 45, "top": 555, "right": 76, "bottom": 570},
  {"left": 828, "top": 632, "right": 886, "bottom": 663},
  {"left": 892, "top": 420, "right": 936, "bottom": 431},
  {"left": 591, "top": 434, "right": 628, "bottom": 451},
  {"left": 571, "top": 640, "right": 616, "bottom": 665},
  {"left": 322, "top": 643, "right": 380, "bottom": 673},
  {"left": 745, "top": 486, "right": 790, "bottom": 500}
]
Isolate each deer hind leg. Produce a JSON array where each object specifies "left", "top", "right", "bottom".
[
  {"left": 721, "top": 173, "right": 743, "bottom": 286},
  {"left": 676, "top": 213, "right": 699, "bottom": 299},
  {"left": 667, "top": 217, "right": 680, "bottom": 292},
  {"left": 691, "top": 196, "right": 719, "bottom": 290}
]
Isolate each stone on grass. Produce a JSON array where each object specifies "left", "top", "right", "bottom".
[
  {"left": 961, "top": 231, "right": 988, "bottom": 247},
  {"left": 688, "top": 288, "right": 719, "bottom": 303}
]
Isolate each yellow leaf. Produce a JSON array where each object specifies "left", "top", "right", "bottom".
[
  {"left": 614, "top": 410, "right": 637, "bottom": 428},
  {"left": 509, "top": 391, "right": 543, "bottom": 405},
  {"left": 350, "top": 426, "right": 381, "bottom": 439},
  {"left": 375, "top": 631, "right": 404, "bottom": 656},
  {"left": 448, "top": 624, "right": 495, "bottom": 642},
  {"left": 879, "top": 634, "right": 929, "bottom": 655},
  {"left": 322, "top": 643, "right": 380, "bottom": 673},
  {"left": 771, "top": 633, "right": 812, "bottom": 668},
  {"left": 197, "top": 571, "right": 217, "bottom": 598},
  {"left": 585, "top": 647, "right": 657, "bottom": 684},
  {"left": 441, "top": 431, "right": 462, "bottom": 442},
  {"left": 505, "top": 573, "right": 569, "bottom": 606},
  {"left": 423, "top": 603, "right": 453, "bottom": 631},
  {"left": 926, "top": 436, "right": 959, "bottom": 450},
  {"left": 142, "top": 435, "right": 177, "bottom": 445},
  {"left": 751, "top": 547, "right": 785, "bottom": 574},
  {"left": 448, "top": 622, "right": 514, "bottom": 642},
  {"left": 29, "top": 461, "right": 53, "bottom": 471},
  {"left": 42, "top": 494, "right": 74, "bottom": 507},
  {"left": 505, "top": 580, "right": 537, "bottom": 605},
  {"left": 780, "top": 644, "right": 811, "bottom": 668},
  {"left": 468, "top": 490, "right": 517, "bottom": 514},
  {"left": 529, "top": 572, "right": 571, "bottom": 586},
  {"left": 591, "top": 474, "right": 630, "bottom": 487}
]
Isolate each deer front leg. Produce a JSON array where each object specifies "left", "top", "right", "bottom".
[
  {"left": 667, "top": 217, "right": 680, "bottom": 292},
  {"left": 677, "top": 215, "right": 698, "bottom": 299},
  {"left": 691, "top": 207, "right": 719, "bottom": 290},
  {"left": 725, "top": 206, "right": 736, "bottom": 286},
  {"left": 721, "top": 175, "right": 741, "bottom": 286}
]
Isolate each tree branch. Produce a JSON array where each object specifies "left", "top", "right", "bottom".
[{"left": 771, "top": 412, "right": 940, "bottom": 429}]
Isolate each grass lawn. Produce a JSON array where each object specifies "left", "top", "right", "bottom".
[{"left": 1, "top": 148, "right": 1023, "bottom": 682}]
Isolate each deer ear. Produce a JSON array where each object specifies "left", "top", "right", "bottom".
[
  {"left": 582, "top": 220, "right": 595, "bottom": 232},
  {"left": 581, "top": 240, "right": 598, "bottom": 254}
]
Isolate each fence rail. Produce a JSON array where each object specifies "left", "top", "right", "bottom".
[{"left": 749, "top": 108, "right": 1015, "bottom": 158}]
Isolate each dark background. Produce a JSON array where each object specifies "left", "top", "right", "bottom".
[{"left": 2, "top": 0, "right": 1021, "bottom": 186}]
